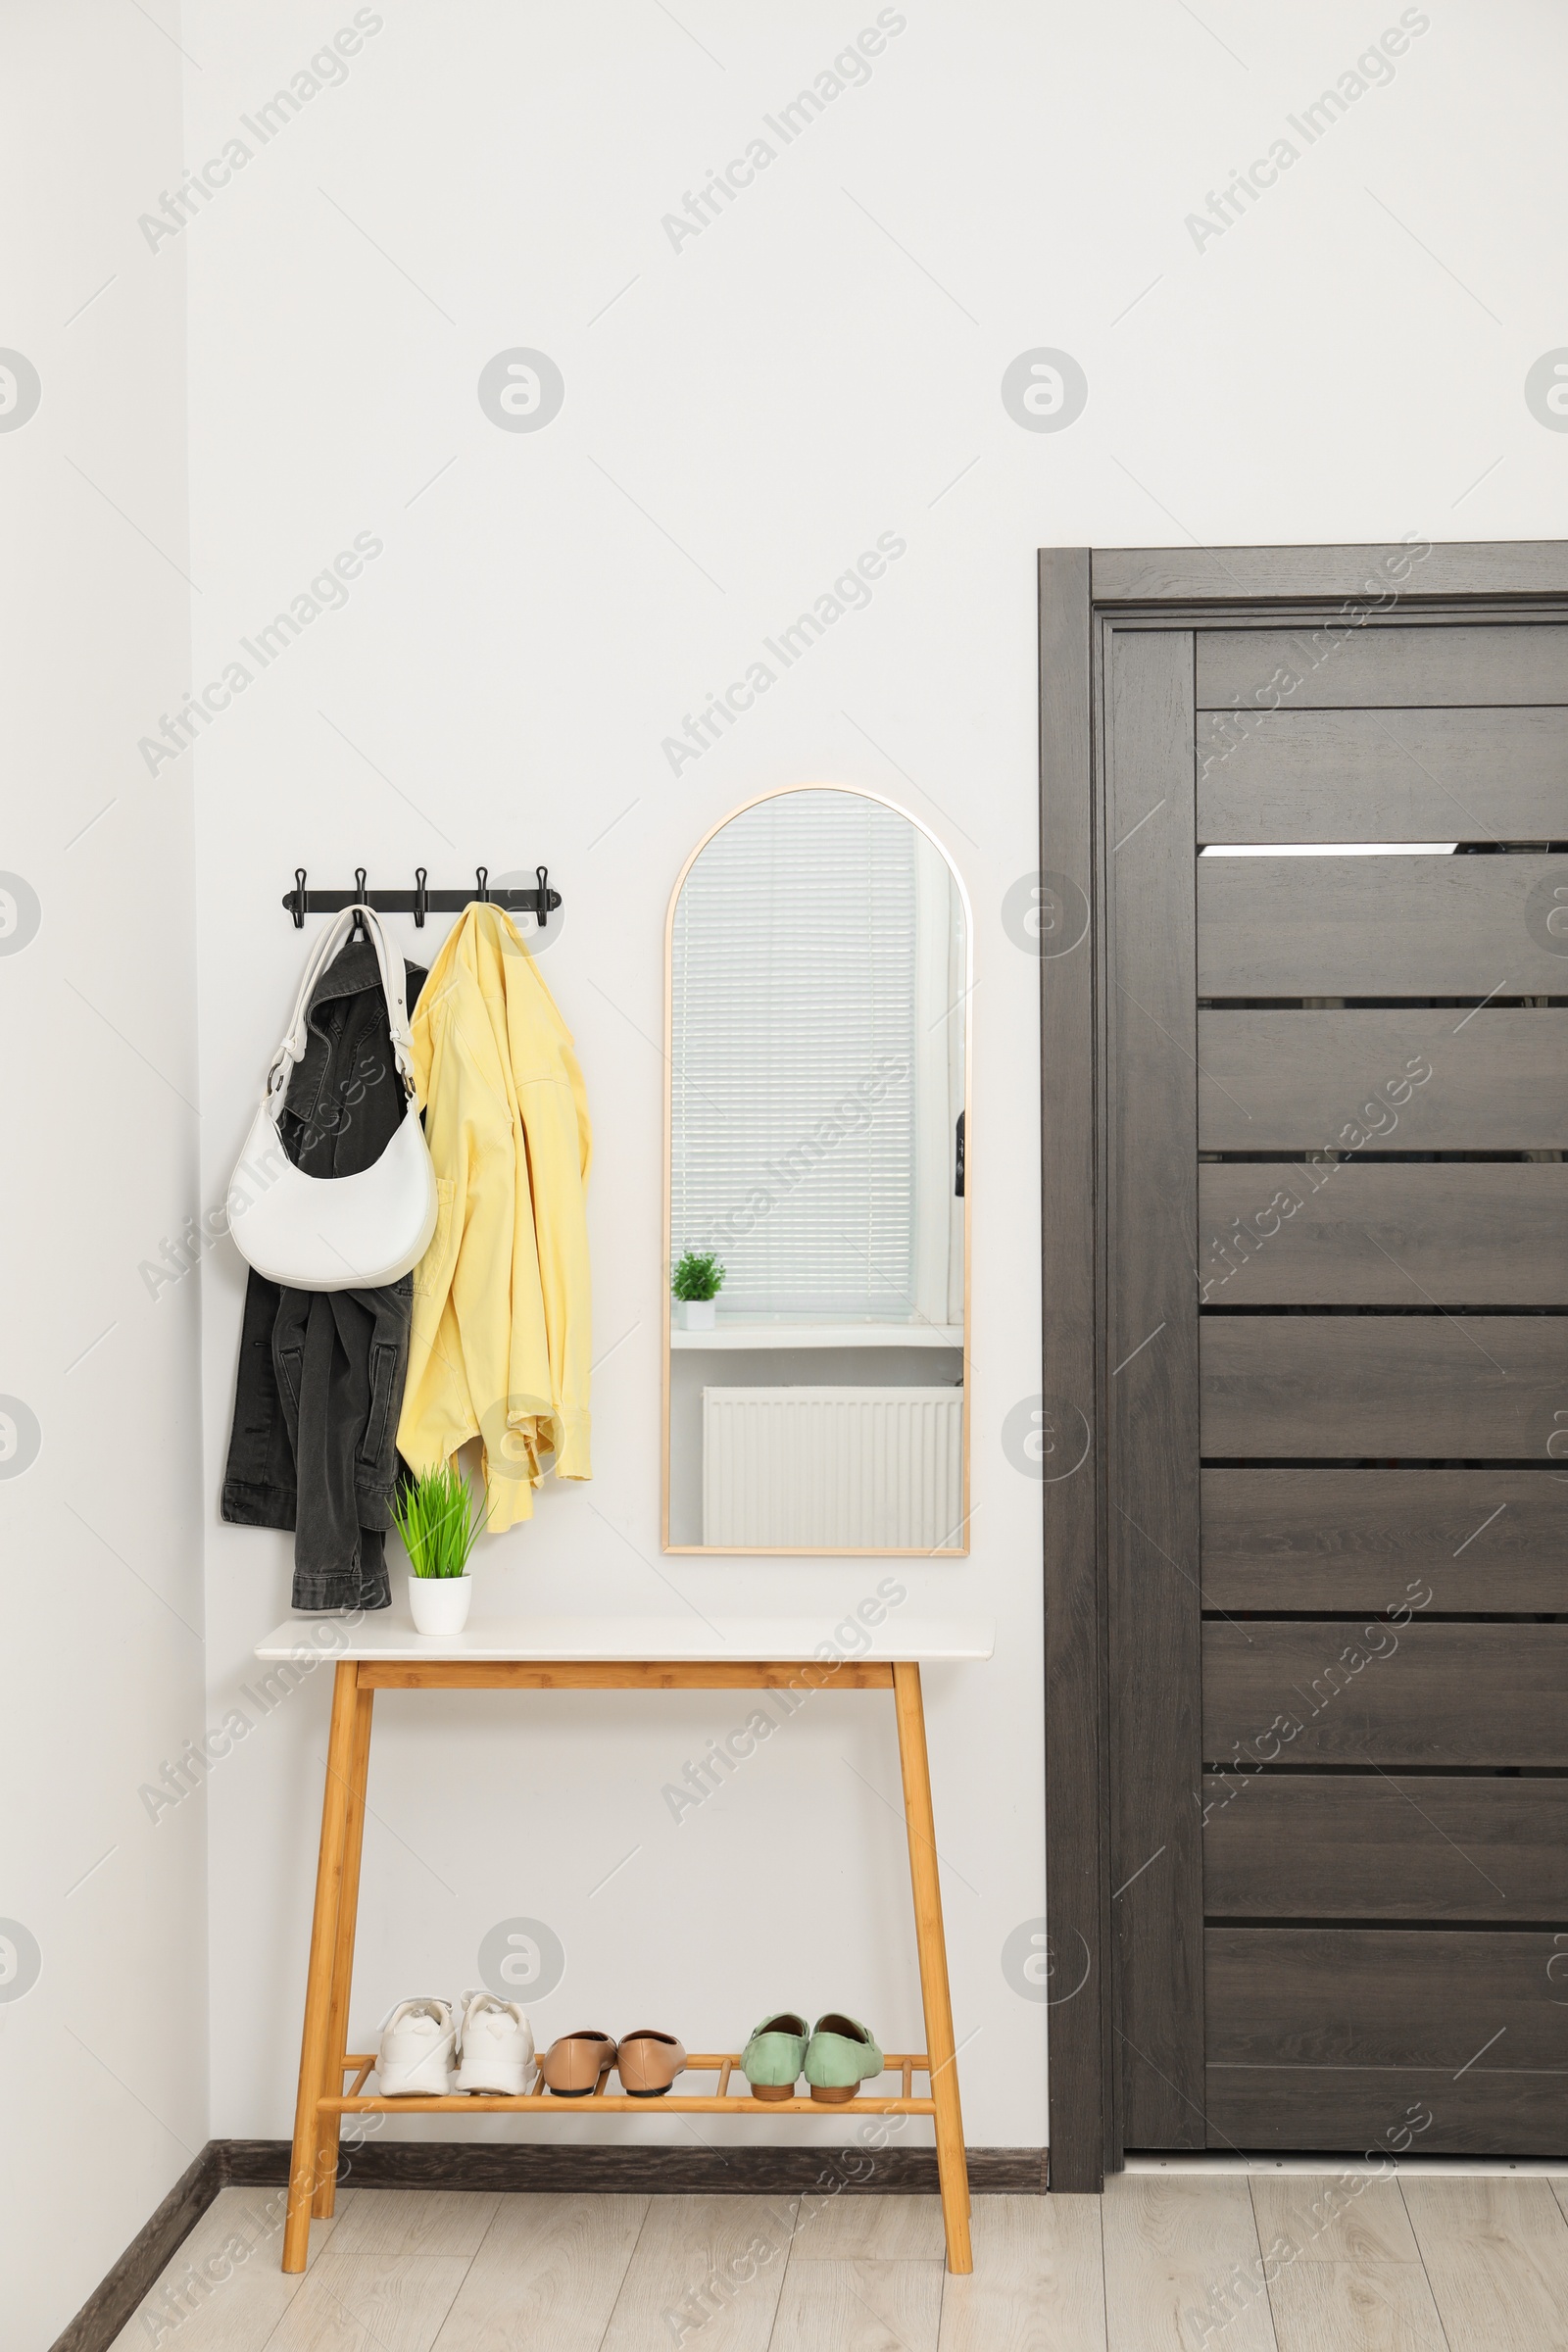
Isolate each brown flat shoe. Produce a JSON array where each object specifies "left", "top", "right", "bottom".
[
  {"left": 538, "top": 2031, "right": 616, "bottom": 2096},
  {"left": 616, "top": 2029, "right": 687, "bottom": 2097}
]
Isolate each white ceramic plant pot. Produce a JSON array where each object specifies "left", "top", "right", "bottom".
[
  {"left": 409, "top": 1573, "right": 472, "bottom": 1638},
  {"left": 678, "top": 1298, "right": 716, "bottom": 1331}
]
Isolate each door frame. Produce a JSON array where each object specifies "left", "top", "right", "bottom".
[{"left": 1038, "top": 538, "right": 1568, "bottom": 2190}]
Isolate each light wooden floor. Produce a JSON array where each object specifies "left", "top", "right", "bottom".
[{"left": 110, "top": 2171, "right": 1568, "bottom": 2351}]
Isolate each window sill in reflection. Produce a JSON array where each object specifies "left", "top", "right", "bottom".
[{"left": 669, "top": 1321, "right": 964, "bottom": 1350}]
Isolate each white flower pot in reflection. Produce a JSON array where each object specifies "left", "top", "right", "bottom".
[
  {"left": 678, "top": 1298, "right": 716, "bottom": 1331},
  {"left": 408, "top": 1574, "right": 472, "bottom": 1638}
]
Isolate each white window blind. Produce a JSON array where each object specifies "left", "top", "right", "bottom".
[{"left": 671, "top": 792, "right": 918, "bottom": 1317}]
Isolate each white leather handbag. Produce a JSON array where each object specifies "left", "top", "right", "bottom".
[{"left": 227, "top": 904, "right": 439, "bottom": 1292}]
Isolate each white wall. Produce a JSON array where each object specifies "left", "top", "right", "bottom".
[
  {"left": 11, "top": 4, "right": 1568, "bottom": 2323},
  {"left": 188, "top": 0, "right": 1050, "bottom": 2157},
  {"left": 0, "top": 9, "right": 207, "bottom": 2346},
  {"left": 182, "top": 0, "right": 1568, "bottom": 2162}
]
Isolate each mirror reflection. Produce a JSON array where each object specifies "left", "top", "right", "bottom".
[{"left": 665, "top": 786, "right": 968, "bottom": 1553}]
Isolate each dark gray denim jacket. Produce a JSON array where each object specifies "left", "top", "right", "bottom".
[{"left": 221, "top": 935, "right": 426, "bottom": 1610}]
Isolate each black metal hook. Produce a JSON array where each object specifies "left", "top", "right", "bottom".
[
  {"left": 350, "top": 867, "right": 368, "bottom": 939},
  {"left": 281, "top": 869, "right": 561, "bottom": 920}
]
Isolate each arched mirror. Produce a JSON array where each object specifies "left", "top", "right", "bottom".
[{"left": 662, "top": 784, "right": 969, "bottom": 1554}]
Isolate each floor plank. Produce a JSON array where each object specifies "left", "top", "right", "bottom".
[
  {"left": 599, "top": 2194, "right": 797, "bottom": 2352},
  {"left": 267, "top": 2252, "right": 473, "bottom": 2352},
  {"left": 789, "top": 2191, "right": 947, "bottom": 2262},
  {"left": 430, "top": 2193, "right": 648, "bottom": 2351},
  {"left": 327, "top": 2189, "right": 501, "bottom": 2261},
  {"left": 1102, "top": 2174, "right": 1279, "bottom": 2351},
  {"left": 770, "top": 2256, "right": 944, "bottom": 2352},
  {"left": 107, "top": 2185, "right": 351, "bottom": 2351},
  {"left": 1266, "top": 2259, "right": 1448, "bottom": 2352},
  {"left": 1402, "top": 2177, "right": 1568, "bottom": 2352},
  {"left": 938, "top": 2193, "right": 1105, "bottom": 2352},
  {"left": 1250, "top": 2177, "right": 1422, "bottom": 2266}
]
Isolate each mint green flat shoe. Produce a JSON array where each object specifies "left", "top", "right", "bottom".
[
  {"left": 803, "top": 2013, "right": 884, "bottom": 2104},
  {"left": 741, "top": 2010, "right": 808, "bottom": 2102}
]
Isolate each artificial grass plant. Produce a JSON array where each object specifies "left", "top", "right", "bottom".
[{"left": 391, "top": 1457, "right": 487, "bottom": 1579}]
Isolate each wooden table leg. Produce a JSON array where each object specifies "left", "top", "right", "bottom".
[
  {"left": 312, "top": 1678, "right": 373, "bottom": 2218},
  {"left": 282, "top": 1660, "right": 360, "bottom": 2273},
  {"left": 892, "top": 1660, "right": 972, "bottom": 2274}
]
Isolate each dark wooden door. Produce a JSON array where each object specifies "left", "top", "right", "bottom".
[{"left": 1088, "top": 589, "right": 1568, "bottom": 2163}]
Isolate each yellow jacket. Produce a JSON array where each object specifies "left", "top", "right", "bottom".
[{"left": 396, "top": 904, "right": 592, "bottom": 1528}]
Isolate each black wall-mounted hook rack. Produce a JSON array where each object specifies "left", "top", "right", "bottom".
[{"left": 283, "top": 865, "right": 560, "bottom": 930}]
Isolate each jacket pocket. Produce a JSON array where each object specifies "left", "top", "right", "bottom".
[
  {"left": 275, "top": 1347, "right": 303, "bottom": 1411},
  {"left": 359, "top": 1341, "right": 401, "bottom": 1469},
  {"left": 414, "top": 1175, "right": 456, "bottom": 1300}
]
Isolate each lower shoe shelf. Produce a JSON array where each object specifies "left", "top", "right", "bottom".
[{"left": 324, "top": 2050, "right": 937, "bottom": 2116}]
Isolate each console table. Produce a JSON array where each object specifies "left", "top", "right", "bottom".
[{"left": 256, "top": 1613, "right": 994, "bottom": 2275}]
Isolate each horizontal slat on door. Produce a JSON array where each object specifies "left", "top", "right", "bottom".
[
  {"left": 1198, "top": 853, "right": 1567, "bottom": 997},
  {"left": 1198, "top": 1008, "right": 1568, "bottom": 1152},
  {"left": 1198, "top": 707, "right": 1568, "bottom": 843},
  {"left": 1096, "top": 543, "right": 1568, "bottom": 605},
  {"left": 1207, "top": 1929, "right": 1568, "bottom": 2067},
  {"left": 1203, "top": 1774, "right": 1568, "bottom": 1922},
  {"left": 1205, "top": 2065, "right": 1568, "bottom": 2155},
  {"left": 1202, "top": 1315, "right": 1567, "bottom": 1459},
  {"left": 1197, "top": 624, "right": 1568, "bottom": 710},
  {"left": 1201, "top": 1469, "right": 1568, "bottom": 1612},
  {"left": 1203, "top": 1623, "right": 1568, "bottom": 1766},
  {"left": 1199, "top": 1163, "right": 1568, "bottom": 1305}
]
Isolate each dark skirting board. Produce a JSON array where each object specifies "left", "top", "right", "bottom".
[
  {"left": 47, "top": 2144, "right": 221, "bottom": 2352},
  {"left": 222, "top": 2138, "right": 1050, "bottom": 2195}
]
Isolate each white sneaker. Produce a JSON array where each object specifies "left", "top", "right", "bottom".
[
  {"left": 453, "top": 1987, "right": 536, "bottom": 2095},
  {"left": 376, "top": 1997, "right": 457, "bottom": 2095}
]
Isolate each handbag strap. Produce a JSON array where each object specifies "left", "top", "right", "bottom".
[{"left": 264, "top": 904, "right": 418, "bottom": 1111}]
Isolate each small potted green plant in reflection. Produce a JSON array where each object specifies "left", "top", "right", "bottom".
[
  {"left": 672, "top": 1250, "right": 725, "bottom": 1332},
  {"left": 393, "top": 1458, "right": 488, "bottom": 1638}
]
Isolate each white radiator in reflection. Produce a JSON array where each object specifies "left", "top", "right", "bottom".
[{"left": 701, "top": 1386, "right": 964, "bottom": 1550}]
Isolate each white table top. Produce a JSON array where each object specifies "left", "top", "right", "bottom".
[{"left": 254, "top": 1613, "right": 995, "bottom": 1664}]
